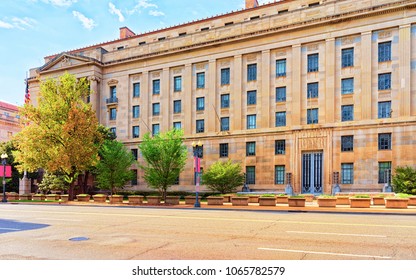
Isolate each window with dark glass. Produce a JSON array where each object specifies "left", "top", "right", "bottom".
[
  {"left": 276, "top": 59, "right": 286, "bottom": 77},
  {"left": 173, "top": 100, "right": 181, "bottom": 114},
  {"left": 131, "top": 169, "right": 138, "bottom": 185},
  {"left": 132, "top": 126, "right": 140, "bottom": 138},
  {"left": 131, "top": 149, "right": 138, "bottom": 161},
  {"left": 221, "top": 68, "right": 230, "bottom": 85},
  {"left": 110, "top": 127, "right": 116, "bottom": 137},
  {"left": 132, "top": 105, "right": 140, "bottom": 119},
  {"left": 275, "top": 140, "right": 285, "bottom": 155},
  {"left": 221, "top": 94, "right": 230, "bottom": 108},
  {"left": 307, "top": 108, "right": 318, "bottom": 124},
  {"left": 246, "top": 166, "right": 256, "bottom": 184},
  {"left": 196, "top": 97, "right": 205, "bottom": 111},
  {"left": 133, "top": 82, "right": 140, "bottom": 97},
  {"left": 110, "top": 86, "right": 117, "bottom": 98},
  {"left": 196, "top": 119, "right": 205, "bottom": 133},
  {"left": 247, "top": 90, "right": 257, "bottom": 105},
  {"left": 196, "top": 72, "right": 205, "bottom": 89},
  {"left": 341, "top": 78, "right": 354, "bottom": 94},
  {"left": 342, "top": 48, "right": 354, "bottom": 67},
  {"left": 275, "top": 111, "right": 286, "bottom": 127},
  {"left": 246, "top": 142, "right": 256, "bottom": 156},
  {"left": 276, "top": 87, "right": 286, "bottom": 102},
  {"left": 247, "top": 64, "right": 257, "bottom": 81},
  {"left": 379, "top": 161, "right": 392, "bottom": 183},
  {"left": 152, "top": 79, "right": 160, "bottom": 95},
  {"left": 341, "top": 163, "right": 354, "bottom": 184},
  {"left": 378, "top": 101, "right": 391, "bottom": 118},
  {"left": 173, "top": 121, "right": 182, "bottom": 130},
  {"left": 378, "top": 133, "right": 392, "bottom": 150},
  {"left": 174, "top": 76, "right": 182, "bottom": 92},
  {"left": 378, "top": 73, "right": 391, "bottom": 90},
  {"left": 378, "top": 41, "right": 391, "bottom": 62},
  {"left": 307, "top": 82, "right": 319, "bottom": 98},
  {"left": 247, "top": 114, "right": 256, "bottom": 129},
  {"left": 152, "top": 103, "right": 160, "bottom": 116},
  {"left": 152, "top": 124, "right": 160, "bottom": 136},
  {"left": 341, "top": 105, "right": 354, "bottom": 122},
  {"left": 220, "top": 117, "right": 229, "bottom": 131},
  {"left": 307, "top": 53, "right": 319, "bottom": 72},
  {"left": 341, "top": 135, "right": 354, "bottom": 152},
  {"left": 109, "top": 108, "right": 117, "bottom": 120},
  {"left": 275, "top": 166, "right": 285, "bottom": 184},
  {"left": 219, "top": 143, "right": 228, "bottom": 158}
]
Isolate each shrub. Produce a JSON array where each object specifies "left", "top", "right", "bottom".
[
  {"left": 392, "top": 166, "right": 416, "bottom": 195},
  {"left": 201, "top": 160, "right": 245, "bottom": 194},
  {"left": 353, "top": 195, "right": 370, "bottom": 198},
  {"left": 261, "top": 194, "right": 276, "bottom": 197}
]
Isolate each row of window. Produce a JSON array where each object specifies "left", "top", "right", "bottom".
[
  {"left": 341, "top": 133, "right": 392, "bottom": 152},
  {"left": 341, "top": 162, "right": 391, "bottom": 184}
]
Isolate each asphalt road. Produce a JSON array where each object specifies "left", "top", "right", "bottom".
[{"left": 0, "top": 204, "right": 415, "bottom": 260}]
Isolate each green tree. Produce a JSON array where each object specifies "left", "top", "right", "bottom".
[
  {"left": 139, "top": 129, "right": 187, "bottom": 200},
  {"left": 201, "top": 160, "right": 245, "bottom": 194},
  {"left": 37, "top": 172, "right": 68, "bottom": 193},
  {"left": 13, "top": 72, "right": 103, "bottom": 199},
  {"left": 94, "top": 140, "right": 136, "bottom": 195},
  {"left": 392, "top": 166, "right": 416, "bottom": 194}
]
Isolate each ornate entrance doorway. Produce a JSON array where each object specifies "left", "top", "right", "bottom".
[{"left": 301, "top": 151, "right": 323, "bottom": 195}]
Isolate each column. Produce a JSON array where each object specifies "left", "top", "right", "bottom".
[
  {"left": 183, "top": 64, "right": 193, "bottom": 135},
  {"left": 207, "top": 59, "right": 217, "bottom": 132},
  {"left": 88, "top": 76, "right": 100, "bottom": 122},
  {"left": 291, "top": 44, "right": 302, "bottom": 126},
  {"left": 399, "top": 24, "right": 411, "bottom": 117},
  {"left": 161, "top": 67, "right": 170, "bottom": 131},
  {"left": 261, "top": 50, "right": 271, "bottom": 128},
  {"left": 361, "top": 31, "right": 372, "bottom": 120},
  {"left": 233, "top": 55, "right": 243, "bottom": 130},
  {"left": 325, "top": 38, "right": 336, "bottom": 124},
  {"left": 141, "top": 71, "right": 150, "bottom": 134}
]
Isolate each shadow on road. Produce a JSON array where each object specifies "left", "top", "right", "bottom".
[{"left": 0, "top": 219, "right": 49, "bottom": 234}]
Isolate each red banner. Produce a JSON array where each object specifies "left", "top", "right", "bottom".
[{"left": 0, "top": 166, "right": 12, "bottom": 177}]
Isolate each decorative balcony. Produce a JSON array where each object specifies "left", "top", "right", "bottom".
[{"left": 106, "top": 97, "right": 118, "bottom": 105}]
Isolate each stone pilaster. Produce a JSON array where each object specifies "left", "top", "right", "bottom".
[
  {"left": 361, "top": 31, "right": 372, "bottom": 120},
  {"left": 233, "top": 55, "right": 243, "bottom": 130},
  {"left": 207, "top": 59, "right": 217, "bottom": 132},
  {"left": 291, "top": 44, "right": 302, "bottom": 125},
  {"left": 261, "top": 50, "right": 271, "bottom": 128},
  {"left": 183, "top": 64, "right": 193, "bottom": 135},
  {"left": 399, "top": 24, "right": 411, "bottom": 117},
  {"left": 325, "top": 38, "right": 335, "bottom": 124}
]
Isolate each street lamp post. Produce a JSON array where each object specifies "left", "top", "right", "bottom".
[
  {"left": 1, "top": 153, "right": 8, "bottom": 203},
  {"left": 192, "top": 141, "right": 202, "bottom": 208}
]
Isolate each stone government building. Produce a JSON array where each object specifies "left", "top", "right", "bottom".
[{"left": 28, "top": 0, "right": 416, "bottom": 195}]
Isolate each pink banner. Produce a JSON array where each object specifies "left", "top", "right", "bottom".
[{"left": 0, "top": 166, "right": 12, "bottom": 177}]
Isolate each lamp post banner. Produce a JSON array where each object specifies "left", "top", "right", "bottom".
[{"left": 0, "top": 166, "right": 11, "bottom": 177}]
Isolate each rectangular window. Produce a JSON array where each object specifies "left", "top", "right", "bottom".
[
  {"left": 196, "top": 97, "right": 205, "bottom": 111},
  {"left": 307, "top": 82, "right": 319, "bottom": 98},
  {"left": 275, "top": 165, "right": 285, "bottom": 184},
  {"left": 247, "top": 114, "right": 256, "bottom": 129},
  {"left": 378, "top": 101, "right": 391, "bottom": 118},
  {"left": 196, "top": 119, "right": 205, "bottom": 133},
  {"left": 341, "top": 78, "right": 354, "bottom": 94},
  {"left": 109, "top": 108, "right": 117, "bottom": 120},
  {"left": 307, "top": 108, "right": 318, "bottom": 124},
  {"left": 247, "top": 90, "right": 257, "bottom": 105},
  {"left": 275, "top": 87, "right": 286, "bottom": 102},
  {"left": 219, "top": 143, "right": 229, "bottom": 158},
  {"left": 152, "top": 103, "right": 160, "bottom": 116},
  {"left": 341, "top": 135, "right": 354, "bottom": 152},
  {"left": 307, "top": 53, "right": 319, "bottom": 72},
  {"left": 276, "top": 59, "right": 286, "bottom": 77},
  {"left": 196, "top": 72, "right": 205, "bottom": 89},
  {"left": 131, "top": 169, "right": 138, "bottom": 185},
  {"left": 152, "top": 79, "right": 160, "bottom": 95},
  {"left": 220, "top": 117, "right": 229, "bottom": 131},
  {"left": 132, "top": 105, "right": 140, "bottom": 119},
  {"left": 247, "top": 64, "right": 257, "bottom": 81},
  {"left": 341, "top": 163, "right": 354, "bottom": 184},
  {"left": 173, "top": 121, "right": 182, "bottom": 130},
  {"left": 246, "top": 142, "right": 256, "bottom": 156},
  {"left": 152, "top": 124, "right": 160, "bottom": 136},
  {"left": 110, "top": 86, "right": 117, "bottom": 98},
  {"left": 221, "top": 94, "right": 230, "bottom": 108},
  {"left": 174, "top": 76, "right": 182, "bottom": 92},
  {"left": 379, "top": 162, "right": 392, "bottom": 183},
  {"left": 221, "top": 68, "right": 230, "bottom": 85},
  {"left": 275, "top": 111, "right": 286, "bottom": 127},
  {"left": 341, "top": 105, "right": 354, "bottom": 122},
  {"left": 131, "top": 149, "right": 138, "bottom": 161},
  {"left": 275, "top": 140, "right": 285, "bottom": 155},
  {"left": 378, "top": 73, "right": 391, "bottom": 90},
  {"left": 132, "top": 126, "right": 140, "bottom": 138},
  {"left": 378, "top": 41, "right": 392, "bottom": 62},
  {"left": 133, "top": 83, "right": 140, "bottom": 97},
  {"left": 110, "top": 127, "right": 116, "bottom": 137},
  {"left": 341, "top": 48, "right": 354, "bottom": 67},
  {"left": 173, "top": 100, "right": 181, "bottom": 114},
  {"left": 246, "top": 166, "right": 256, "bottom": 184},
  {"left": 378, "top": 133, "right": 392, "bottom": 150}
]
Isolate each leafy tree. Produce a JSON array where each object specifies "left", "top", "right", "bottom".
[
  {"left": 201, "top": 160, "right": 245, "bottom": 194},
  {"left": 139, "top": 129, "right": 187, "bottom": 200},
  {"left": 13, "top": 72, "right": 103, "bottom": 199},
  {"left": 392, "top": 166, "right": 416, "bottom": 195},
  {"left": 94, "top": 140, "right": 136, "bottom": 195},
  {"left": 37, "top": 172, "right": 68, "bottom": 193}
]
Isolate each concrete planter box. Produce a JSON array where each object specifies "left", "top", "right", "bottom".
[
  {"left": 165, "top": 196, "right": 180, "bottom": 205},
  {"left": 408, "top": 196, "right": 416, "bottom": 206},
  {"left": 147, "top": 196, "right": 161, "bottom": 205},
  {"left": 32, "top": 194, "right": 46, "bottom": 201},
  {"left": 185, "top": 196, "right": 200, "bottom": 205},
  {"left": 276, "top": 195, "right": 289, "bottom": 204},
  {"left": 372, "top": 197, "right": 385, "bottom": 206},
  {"left": 385, "top": 198, "right": 409, "bottom": 209},
  {"left": 231, "top": 197, "right": 249, "bottom": 206},
  {"left": 6, "top": 193, "right": 19, "bottom": 200},
  {"left": 60, "top": 195, "right": 69, "bottom": 202},
  {"left": 336, "top": 196, "right": 350, "bottom": 205},
  {"left": 76, "top": 194, "right": 91, "bottom": 202},
  {"left": 46, "top": 194, "right": 59, "bottom": 201},
  {"left": 93, "top": 195, "right": 107, "bottom": 203},
  {"left": 128, "top": 195, "right": 143, "bottom": 205},
  {"left": 19, "top": 194, "right": 32, "bottom": 200},
  {"left": 288, "top": 198, "right": 306, "bottom": 207},
  {"left": 109, "top": 195, "right": 123, "bottom": 204},
  {"left": 248, "top": 195, "right": 260, "bottom": 203},
  {"left": 222, "top": 195, "right": 232, "bottom": 203},
  {"left": 349, "top": 198, "right": 371, "bottom": 208},
  {"left": 207, "top": 196, "right": 223, "bottom": 205},
  {"left": 317, "top": 198, "right": 337, "bottom": 207},
  {"left": 258, "top": 197, "right": 276, "bottom": 206}
]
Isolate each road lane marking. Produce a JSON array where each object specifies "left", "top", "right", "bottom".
[
  {"left": 286, "top": 231, "right": 387, "bottom": 238},
  {"left": 258, "top": 248, "right": 392, "bottom": 259},
  {"left": 0, "top": 227, "right": 20, "bottom": 231}
]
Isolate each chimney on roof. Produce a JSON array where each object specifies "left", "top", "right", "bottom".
[
  {"left": 119, "top": 27, "right": 136, "bottom": 39},
  {"left": 245, "top": 0, "right": 259, "bottom": 9}
]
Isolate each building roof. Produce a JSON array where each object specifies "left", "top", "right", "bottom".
[{"left": 0, "top": 101, "right": 19, "bottom": 112}]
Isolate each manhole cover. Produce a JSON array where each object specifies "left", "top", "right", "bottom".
[{"left": 69, "top": 237, "right": 89, "bottom": 242}]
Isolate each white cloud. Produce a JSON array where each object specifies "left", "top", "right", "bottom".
[
  {"left": 0, "top": 20, "right": 14, "bottom": 29},
  {"left": 109, "top": 2, "right": 125, "bottom": 22},
  {"left": 127, "top": 0, "right": 158, "bottom": 15},
  {"left": 31, "top": 0, "right": 78, "bottom": 7},
  {"left": 149, "top": 10, "right": 164, "bottom": 17},
  {"left": 72, "top": 11, "right": 96, "bottom": 30},
  {"left": 12, "top": 17, "right": 37, "bottom": 30}
]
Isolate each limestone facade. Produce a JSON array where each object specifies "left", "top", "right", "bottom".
[
  {"left": 28, "top": 0, "right": 416, "bottom": 194},
  {"left": 0, "top": 101, "right": 20, "bottom": 143}
]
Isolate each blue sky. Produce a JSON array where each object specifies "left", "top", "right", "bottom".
[{"left": 0, "top": 0, "right": 269, "bottom": 106}]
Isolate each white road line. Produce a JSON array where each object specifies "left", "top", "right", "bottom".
[
  {"left": 35, "top": 218, "right": 82, "bottom": 222},
  {"left": 0, "top": 228, "right": 20, "bottom": 231},
  {"left": 258, "top": 248, "right": 392, "bottom": 259},
  {"left": 286, "top": 230, "right": 387, "bottom": 238}
]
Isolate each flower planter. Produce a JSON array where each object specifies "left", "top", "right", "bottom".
[
  {"left": 349, "top": 198, "right": 371, "bottom": 208},
  {"left": 408, "top": 196, "right": 416, "bottom": 206},
  {"left": 385, "top": 198, "right": 409, "bottom": 209},
  {"left": 276, "top": 195, "right": 289, "bottom": 204},
  {"left": 93, "top": 195, "right": 107, "bottom": 203},
  {"left": 231, "top": 197, "right": 249, "bottom": 206},
  {"left": 207, "top": 196, "right": 223, "bottom": 205},
  {"left": 303, "top": 194, "right": 314, "bottom": 202},
  {"left": 146, "top": 196, "right": 161, "bottom": 205},
  {"left": 32, "top": 194, "right": 46, "bottom": 201},
  {"left": 248, "top": 195, "right": 259, "bottom": 203},
  {"left": 109, "top": 195, "right": 123, "bottom": 204},
  {"left": 19, "top": 194, "right": 32, "bottom": 200},
  {"left": 6, "top": 193, "right": 19, "bottom": 200},
  {"left": 258, "top": 197, "right": 276, "bottom": 206},
  {"left": 372, "top": 197, "right": 385, "bottom": 206},
  {"left": 336, "top": 196, "right": 350, "bottom": 205},
  {"left": 185, "top": 196, "right": 200, "bottom": 205},
  {"left": 222, "top": 195, "right": 232, "bottom": 203},
  {"left": 128, "top": 195, "right": 144, "bottom": 205},
  {"left": 60, "top": 195, "right": 69, "bottom": 202},
  {"left": 317, "top": 198, "right": 337, "bottom": 207},
  {"left": 76, "top": 194, "right": 91, "bottom": 202},
  {"left": 45, "top": 194, "right": 59, "bottom": 201},
  {"left": 165, "top": 196, "right": 180, "bottom": 205},
  {"left": 288, "top": 198, "right": 306, "bottom": 207}
]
